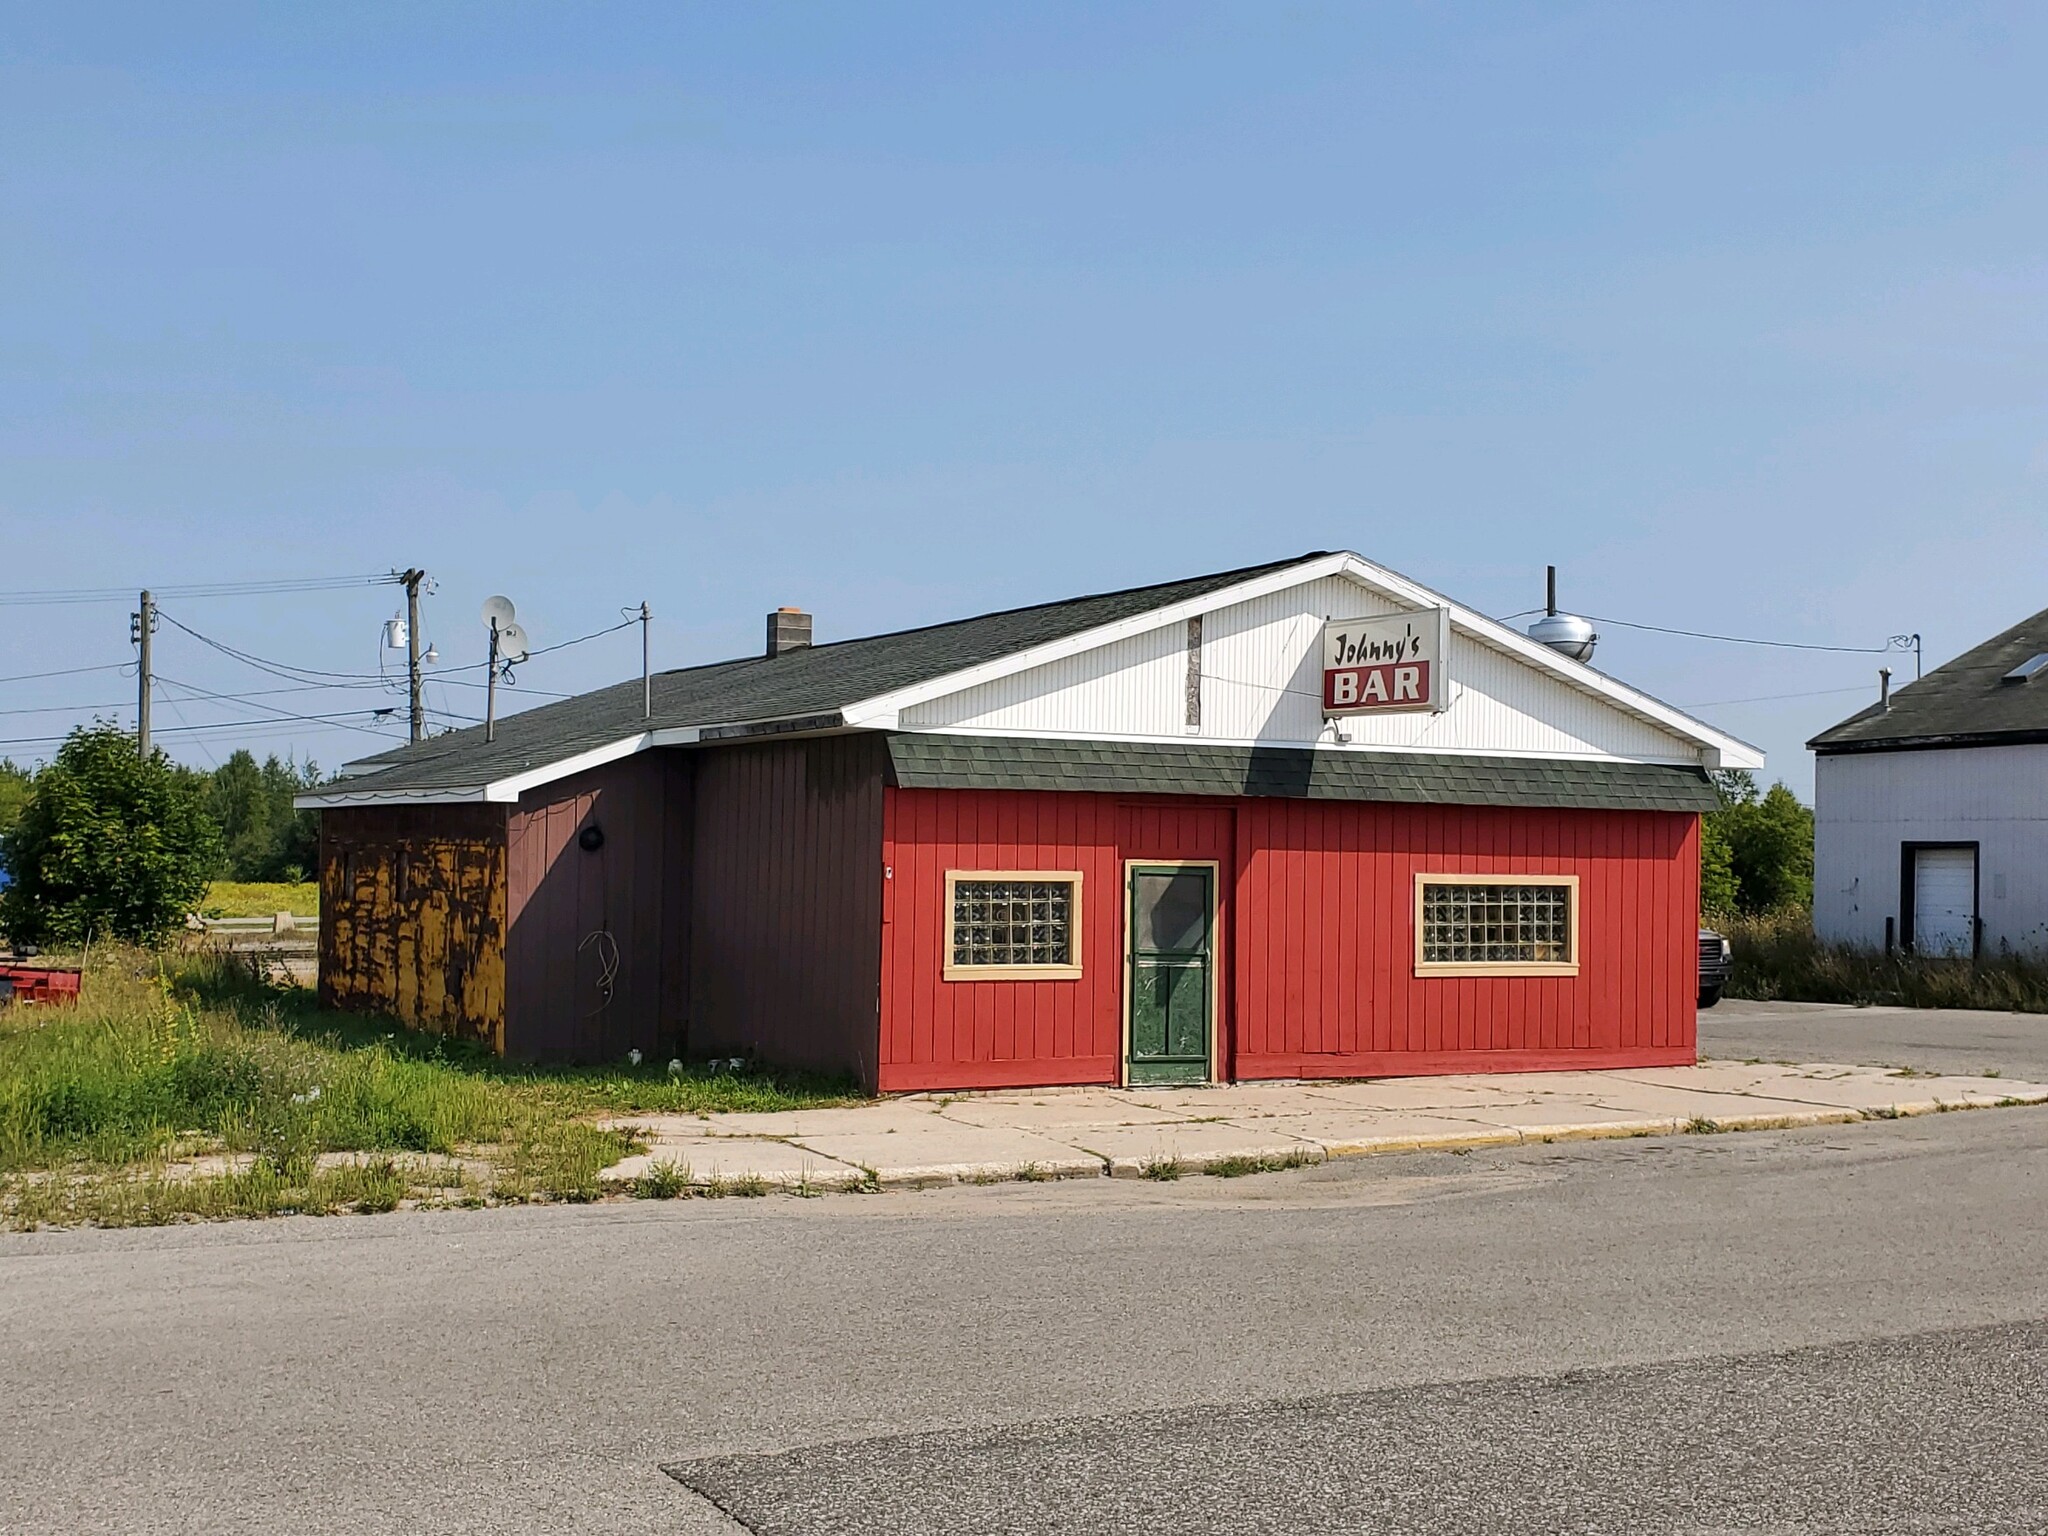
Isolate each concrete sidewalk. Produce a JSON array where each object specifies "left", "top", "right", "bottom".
[{"left": 600, "top": 1060, "right": 2048, "bottom": 1191}]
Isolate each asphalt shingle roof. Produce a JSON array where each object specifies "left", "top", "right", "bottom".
[
  {"left": 329, "top": 555, "right": 1324, "bottom": 796},
  {"left": 1808, "top": 603, "right": 2048, "bottom": 753},
  {"left": 887, "top": 734, "right": 1720, "bottom": 812}
]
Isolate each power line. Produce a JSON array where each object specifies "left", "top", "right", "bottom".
[
  {"left": 1681, "top": 684, "right": 1876, "bottom": 709},
  {"left": 1583, "top": 613, "right": 1900, "bottom": 656},
  {"left": 157, "top": 608, "right": 636, "bottom": 690},
  {"left": 157, "top": 611, "right": 395, "bottom": 682},
  {"left": 0, "top": 714, "right": 405, "bottom": 749},
  {"left": 0, "top": 573, "right": 401, "bottom": 608},
  {"left": 156, "top": 687, "right": 218, "bottom": 769},
  {"left": 0, "top": 699, "right": 132, "bottom": 718},
  {"left": 526, "top": 616, "right": 638, "bottom": 658},
  {"left": 0, "top": 661, "right": 135, "bottom": 687},
  {"left": 155, "top": 674, "right": 403, "bottom": 737}
]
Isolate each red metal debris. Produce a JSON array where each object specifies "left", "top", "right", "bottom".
[{"left": 0, "top": 965, "right": 83, "bottom": 1005}]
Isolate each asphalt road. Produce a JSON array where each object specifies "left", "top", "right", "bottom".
[
  {"left": 678, "top": 1321, "right": 2048, "bottom": 1535},
  {"left": 1703, "top": 996, "right": 2048, "bottom": 1081},
  {"left": 5, "top": 1000, "right": 2046, "bottom": 1535}
]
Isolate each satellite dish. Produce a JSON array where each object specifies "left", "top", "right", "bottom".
[
  {"left": 496, "top": 621, "right": 530, "bottom": 664},
  {"left": 481, "top": 595, "right": 518, "bottom": 630}
]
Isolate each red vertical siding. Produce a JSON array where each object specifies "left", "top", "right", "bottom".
[
  {"left": 1232, "top": 797, "right": 1696, "bottom": 1078},
  {"left": 505, "top": 753, "right": 692, "bottom": 1061},
  {"left": 880, "top": 789, "right": 1121, "bottom": 1092},
  {"left": 690, "top": 735, "right": 886, "bottom": 1088},
  {"left": 881, "top": 786, "right": 1698, "bottom": 1091}
]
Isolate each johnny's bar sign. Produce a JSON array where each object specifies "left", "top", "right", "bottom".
[{"left": 1321, "top": 608, "right": 1450, "bottom": 716}]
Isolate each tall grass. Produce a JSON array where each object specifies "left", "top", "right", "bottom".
[
  {"left": 1726, "top": 910, "right": 2048, "bottom": 1013},
  {"left": 0, "top": 948, "right": 859, "bottom": 1228}
]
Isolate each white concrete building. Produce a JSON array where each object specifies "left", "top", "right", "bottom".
[{"left": 1810, "top": 606, "right": 2048, "bottom": 958}]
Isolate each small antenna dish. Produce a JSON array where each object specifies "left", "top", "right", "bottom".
[
  {"left": 481, "top": 595, "right": 517, "bottom": 629},
  {"left": 496, "top": 621, "right": 530, "bottom": 664}
]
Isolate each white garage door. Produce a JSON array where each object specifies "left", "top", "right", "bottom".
[{"left": 1912, "top": 847, "right": 1976, "bottom": 957}]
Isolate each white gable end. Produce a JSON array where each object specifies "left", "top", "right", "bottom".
[{"left": 900, "top": 569, "right": 1712, "bottom": 765}]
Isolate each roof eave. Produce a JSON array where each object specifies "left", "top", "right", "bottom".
[
  {"left": 297, "top": 726, "right": 704, "bottom": 808},
  {"left": 1813, "top": 727, "right": 2048, "bottom": 756}
]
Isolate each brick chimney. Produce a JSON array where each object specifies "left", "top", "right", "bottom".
[{"left": 766, "top": 606, "right": 813, "bottom": 658}]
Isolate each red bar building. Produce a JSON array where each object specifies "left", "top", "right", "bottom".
[{"left": 303, "top": 552, "right": 1760, "bottom": 1090}]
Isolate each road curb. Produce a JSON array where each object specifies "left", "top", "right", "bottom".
[{"left": 600, "top": 1085, "right": 2048, "bottom": 1195}]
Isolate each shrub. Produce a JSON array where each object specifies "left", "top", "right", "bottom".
[{"left": 0, "top": 725, "right": 221, "bottom": 946}]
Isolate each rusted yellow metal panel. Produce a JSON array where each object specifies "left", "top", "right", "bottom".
[{"left": 318, "top": 808, "right": 508, "bottom": 1051}]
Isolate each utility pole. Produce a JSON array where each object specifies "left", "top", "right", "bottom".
[
  {"left": 485, "top": 618, "right": 501, "bottom": 744},
  {"left": 132, "top": 589, "right": 155, "bottom": 758},
  {"left": 639, "top": 601, "right": 652, "bottom": 720},
  {"left": 401, "top": 568, "right": 427, "bottom": 742}
]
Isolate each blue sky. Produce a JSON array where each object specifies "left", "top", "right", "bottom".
[{"left": 4, "top": 2, "right": 2045, "bottom": 794}]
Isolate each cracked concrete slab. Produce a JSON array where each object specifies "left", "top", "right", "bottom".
[
  {"left": 1058, "top": 1120, "right": 1324, "bottom": 1175},
  {"left": 927, "top": 1096, "right": 1188, "bottom": 1131},
  {"left": 780, "top": 1127, "right": 1105, "bottom": 1187},
  {"left": 597, "top": 1061, "right": 2048, "bottom": 1192}
]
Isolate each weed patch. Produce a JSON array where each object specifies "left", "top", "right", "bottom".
[
  {"left": 1138, "top": 1155, "right": 1185, "bottom": 1181},
  {"left": 0, "top": 948, "right": 851, "bottom": 1230},
  {"left": 1206, "top": 1149, "right": 1318, "bottom": 1178},
  {"left": 634, "top": 1159, "right": 692, "bottom": 1199},
  {"left": 1725, "top": 911, "right": 2048, "bottom": 1012}
]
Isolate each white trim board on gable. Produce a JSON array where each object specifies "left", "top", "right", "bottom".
[{"left": 885, "top": 561, "right": 1760, "bottom": 770}]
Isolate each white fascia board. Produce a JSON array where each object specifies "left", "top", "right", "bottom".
[
  {"left": 480, "top": 732, "right": 658, "bottom": 801},
  {"left": 295, "top": 786, "right": 493, "bottom": 809},
  {"left": 297, "top": 726, "right": 703, "bottom": 809},
  {"left": 838, "top": 553, "right": 1357, "bottom": 727},
  {"left": 840, "top": 550, "right": 1764, "bottom": 772}
]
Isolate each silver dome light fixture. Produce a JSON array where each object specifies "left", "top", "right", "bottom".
[{"left": 1527, "top": 565, "right": 1598, "bottom": 663}]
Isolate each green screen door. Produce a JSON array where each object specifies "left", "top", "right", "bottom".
[{"left": 1126, "top": 865, "right": 1214, "bottom": 1085}]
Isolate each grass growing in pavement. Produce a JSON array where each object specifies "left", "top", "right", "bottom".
[
  {"left": 1726, "top": 910, "right": 2048, "bottom": 1013},
  {"left": 0, "top": 948, "right": 861, "bottom": 1229},
  {"left": 1206, "top": 1150, "right": 1319, "bottom": 1178}
]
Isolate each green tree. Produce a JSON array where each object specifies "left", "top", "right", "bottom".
[
  {"left": 208, "top": 749, "right": 272, "bottom": 877},
  {"left": 1699, "top": 815, "right": 1738, "bottom": 916},
  {"left": 0, "top": 759, "right": 31, "bottom": 842},
  {"left": 261, "top": 754, "right": 322, "bottom": 882},
  {"left": 0, "top": 725, "right": 223, "bottom": 945},
  {"left": 1729, "top": 782, "right": 1815, "bottom": 913},
  {"left": 1704, "top": 771, "right": 1814, "bottom": 915},
  {"left": 206, "top": 749, "right": 322, "bottom": 881}
]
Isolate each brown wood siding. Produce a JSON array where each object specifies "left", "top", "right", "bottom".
[
  {"left": 505, "top": 753, "right": 692, "bottom": 1061},
  {"left": 318, "top": 804, "right": 508, "bottom": 1048},
  {"left": 690, "top": 735, "right": 886, "bottom": 1089}
]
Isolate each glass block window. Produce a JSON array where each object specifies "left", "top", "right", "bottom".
[
  {"left": 944, "top": 873, "right": 1083, "bottom": 978},
  {"left": 1416, "top": 877, "right": 1577, "bottom": 972}
]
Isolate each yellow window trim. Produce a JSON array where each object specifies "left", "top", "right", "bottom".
[
  {"left": 1413, "top": 872, "right": 1581, "bottom": 978},
  {"left": 942, "top": 869, "right": 1085, "bottom": 981}
]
